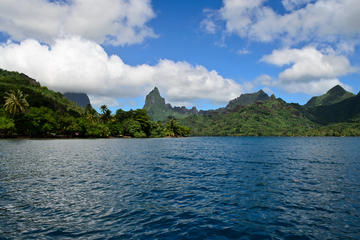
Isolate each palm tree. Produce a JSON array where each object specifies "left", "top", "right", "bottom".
[
  {"left": 3, "top": 89, "right": 29, "bottom": 116},
  {"left": 100, "top": 105, "right": 111, "bottom": 123},
  {"left": 100, "top": 105, "right": 108, "bottom": 115}
]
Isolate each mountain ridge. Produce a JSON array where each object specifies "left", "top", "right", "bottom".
[
  {"left": 143, "top": 87, "right": 198, "bottom": 121},
  {"left": 144, "top": 87, "right": 272, "bottom": 121},
  {"left": 143, "top": 85, "right": 360, "bottom": 136},
  {"left": 305, "top": 85, "right": 354, "bottom": 108}
]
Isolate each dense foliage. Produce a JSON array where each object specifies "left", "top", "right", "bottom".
[
  {"left": 144, "top": 85, "right": 360, "bottom": 137},
  {"left": 179, "top": 97, "right": 318, "bottom": 136},
  {"left": 0, "top": 69, "right": 190, "bottom": 138}
]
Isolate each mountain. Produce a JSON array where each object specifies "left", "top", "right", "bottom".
[
  {"left": 64, "top": 92, "right": 91, "bottom": 108},
  {"left": 144, "top": 87, "right": 271, "bottom": 121},
  {"left": 143, "top": 87, "right": 197, "bottom": 121},
  {"left": 143, "top": 85, "right": 360, "bottom": 136},
  {"left": 225, "top": 90, "right": 270, "bottom": 111},
  {"left": 0, "top": 68, "right": 83, "bottom": 115},
  {"left": 307, "top": 93, "right": 360, "bottom": 124},
  {"left": 305, "top": 85, "right": 354, "bottom": 108},
  {"left": 179, "top": 96, "right": 315, "bottom": 136}
]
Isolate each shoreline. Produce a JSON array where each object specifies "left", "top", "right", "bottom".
[{"left": 0, "top": 135, "right": 359, "bottom": 139}]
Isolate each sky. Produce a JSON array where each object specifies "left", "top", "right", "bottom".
[{"left": 0, "top": 0, "right": 359, "bottom": 111}]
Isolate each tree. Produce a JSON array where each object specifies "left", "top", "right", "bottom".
[
  {"left": 85, "top": 104, "right": 98, "bottom": 122},
  {"left": 23, "top": 107, "right": 59, "bottom": 136},
  {"left": 0, "top": 114, "right": 15, "bottom": 137},
  {"left": 165, "top": 119, "right": 191, "bottom": 137},
  {"left": 100, "top": 105, "right": 111, "bottom": 123},
  {"left": 3, "top": 89, "right": 29, "bottom": 116}
]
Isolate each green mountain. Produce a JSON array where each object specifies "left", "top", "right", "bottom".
[
  {"left": 225, "top": 90, "right": 270, "bottom": 111},
  {"left": 143, "top": 85, "right": 360, "bottom": 136},
  {"left": 143, "top": 87, "right": 197, "bottom": 121},
  {"left": 305, "top": 85, "right": 354, "bottom": 107},
  {"left": 180, "top": 96, "right": 316, "bottom": 136},
  {"left": 144, "top": 87, "right": 271, "bottom": 121},
  {"left": 0, "top": 68, "right": 83, "bottom": 115},
  {"left": 307, "top": 93, "right": 360, "bottom": 124}
]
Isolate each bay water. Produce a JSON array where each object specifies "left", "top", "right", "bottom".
[{"left": 0, "top": 137, "right": 359, "bottom": 239}]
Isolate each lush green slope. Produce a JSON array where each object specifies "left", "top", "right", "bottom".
[
  {"left": 306, "top": 93, "right": 360, "bottom": 124},
  {"left": 305, "top": 85, "right": 354, "bottom": 108},
  {"left": 0, "top": 69, "right": 190, "bottom": 138},
  {"left": 144, "top": 85, "right": 360, "bottom": 136},
  {"left": 180, "top": 96, "right": 316, "bottom": 136},
  {"left": 0, "top": 68, "right": 84, "bottom": 115}
]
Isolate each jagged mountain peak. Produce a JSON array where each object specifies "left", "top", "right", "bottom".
[
  {"left": 143, "top": 87, "right": 198, "bottom": 121},
  {"left": 144, "top": 86, "right": 166, "bottom": 108}
]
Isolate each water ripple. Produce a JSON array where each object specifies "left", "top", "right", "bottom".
[{"left": 0, "top": 137, "right": 360, "bottom": 239}]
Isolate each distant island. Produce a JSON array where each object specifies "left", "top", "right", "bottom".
[{"left": 1, "top": 68, "right": 360, "bottom": 137}]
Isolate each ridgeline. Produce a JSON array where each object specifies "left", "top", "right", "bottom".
[{"left": 143, "top": 86, "right": 360, "bottom": 136}]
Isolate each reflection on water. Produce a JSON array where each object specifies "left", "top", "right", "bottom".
[{"left": 0, "top": 137, "right": 360, "bottom": 239}]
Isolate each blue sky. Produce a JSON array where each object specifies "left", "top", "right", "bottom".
[{"left": 0, "top": 0, "right": 359, "bottom": 111}]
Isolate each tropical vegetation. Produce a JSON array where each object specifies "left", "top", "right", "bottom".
[
  {"left": 144, "top": 85, "right": 360, "bottom": 137},
  {"left": 1, "top": 67, "right": 360, "bottom": 137},
  {"left": 0, "top": 69, "right": 190, "bottom": 138}
]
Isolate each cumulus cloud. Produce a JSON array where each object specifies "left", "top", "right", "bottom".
[
  {"left": 0, "top": 37, "right": 242, "bottom": 107},
  {"left": 260, "top": 46, "right": 356, "bottom": 94},
  {"left": 262, "top": 47, "right": 357, "bottom": 82},
  {"left": 210, "top": 0, "right": 360, "bottom": 47},
  {"left": 0, "top": 0, "right": 156, "bottom": 46}
]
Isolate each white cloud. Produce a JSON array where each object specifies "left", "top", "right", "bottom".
[
  {"left": 200, "top": 19, "right": 217, "bottom": 34},
  {"left": 217, "top": 0, "right": 360, "bottom": 47},
  {"left": 260, "top": 46, "right": 356, "bottom": 94},
  {"left": 0, "top": 0, "right": 156, "bottom": 46},
  {"left": 88, "top": 95, "right": 121, "bottom": 108},
  {"left": 282, "top": 0, "right": 314, "bottom": 11},
  {"left": 262, "top": 47, "right": 357, "bottom": 82},
  {"left": 200, "top": 9, "right": 221, "bottom": 34},
  {"left": 279, "top": 78, "right": 351, "bottom": 95},
  {"left": 0, "top": 37, "right": 242, "bottom": 107}
]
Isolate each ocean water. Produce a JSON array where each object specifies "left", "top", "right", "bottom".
[{"left": 0, "top": 137, "right": 359, "bottom": 240}]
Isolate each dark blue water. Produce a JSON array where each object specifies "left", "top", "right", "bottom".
[{"left": 0, "top": 137, "right": 360, "bottom": 240}]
